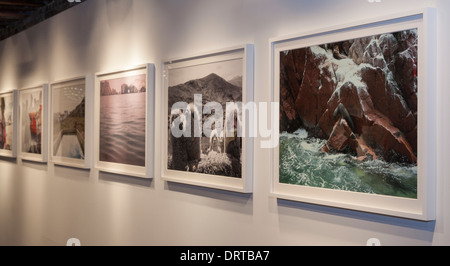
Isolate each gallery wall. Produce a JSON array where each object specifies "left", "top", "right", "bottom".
[{"left": 0, "top": 0, "right": 449, "bottom": 246}]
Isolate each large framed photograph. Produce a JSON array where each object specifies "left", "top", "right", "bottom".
[
  {"left": 0, "top": 91, "right": 17, "bottom": 158},
  {"left": 50, "top": 76, "right": 92, "bottom": 169},
  {"left": 162, "top": 44, "right": 254, "bottom": 193},
  {"left": 95, "top": 64, "right": 154, "bottom": 179},
  {"left": 18, "top": 84, "right": 48, "bottom": 162},
  {"left": 271, "top": 9, "right": 436, "bottom": 220}
]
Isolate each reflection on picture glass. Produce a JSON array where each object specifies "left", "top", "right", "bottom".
[
  {"left": 99, "top": 74, "right": 147, "bottom": 167},
  {"left": 279, "top": 29, "right": 418, "bottom": 199}
]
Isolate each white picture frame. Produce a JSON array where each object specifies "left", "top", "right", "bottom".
[
  {"left": 49, "top": 75, "right": 93, "bottom": 169},
  {"left": 94, "top": 64, "right": 155, "bottom": 179},
  {"left": 162, "top": 44, "right": 254, "bottom": 193},
  {"left": 0, "top": 90, "right": 18, "bottom": 158},
  {"left": 18, "top": 84, "right": 49, "bottom": 163},
  {"left": 270, "top": 8, "right": 436, "bottom": 221}
]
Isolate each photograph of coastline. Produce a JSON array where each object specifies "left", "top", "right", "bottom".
[
  {"left": 99, "top": 73, "right": 147, "bottom": 167},
  {"left": 279, "top": 29, "right": 418, "bottom": 199},
  {"left": 0, "top": 92, "right": 14, "bottom": 153},
  {"left": 167, "top": 58, "right": 243, "bottom": 178},
  {"left": 51, "top": 80, "right": 85, "bottom": 160},
  {"left": 20, "top": 88, "right": 43, "bottom": 155}
]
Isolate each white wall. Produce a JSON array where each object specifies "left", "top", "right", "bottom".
[{"left": 0, "top": 0, "right": 448, "bottom": 246}]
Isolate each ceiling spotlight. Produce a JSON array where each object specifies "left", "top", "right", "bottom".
[{"left": 368, "top": 0, "right": 382, "bottom": 3}]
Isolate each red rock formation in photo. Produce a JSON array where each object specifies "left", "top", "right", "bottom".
[{"left": 280, "top": 30, "right": 418, "bottom": 165}]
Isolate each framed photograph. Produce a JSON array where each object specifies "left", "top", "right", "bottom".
[
  {"left": 50, "top": 76, "right": 92, "bottom": 169},
  {"left": 162, "top": 44, "right": 254, "bottom": 193},
  {"left": 18, "top": 84, "right": 48, "bottom": 163},
  {"left": 95, "top": 64, "right": 154, "bottom": 179},
  {"left": 270, "top": 9, "right": 436, "bottom": 220},
  {"left": 0, "top": 90, "right": 17, "bottom": 158}
]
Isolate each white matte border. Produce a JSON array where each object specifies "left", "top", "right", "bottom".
[
  {"left": 49, "top": 75, "right": 92, "bottom": 169},
  {"left": 18, "top": 84, "right": 49, "bottom": 163},
  {"left": 162, "top": 44, "right": 254, "bottom": 193},
  {"left": 270, "top": 8, "right": 436, "bottom": 221},
  {"left": 94, "top": 64, "right": 155, "bottom": 179},
  {"left": 0, "top": 90, "right": 18, "bottom": 158}
]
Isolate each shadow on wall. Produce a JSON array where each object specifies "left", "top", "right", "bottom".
[
  {"left": 276, "top": 199, "right": 436, "bottom": 245},
  {"left": 53, "top": 164, "right": 90, "bottom": 182},
  {"left": 99, "top": 171, "right": 153, "bottom": 188},
  {"left": 166, "top": 181, "right": 253, "bottom": 216}
]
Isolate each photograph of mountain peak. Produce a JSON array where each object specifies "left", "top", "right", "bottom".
[
  {"left": 279, "top": 28, "right": 419, "bottom": 199},
  {"left": 167, "top": 58, "right": 244, "bottom": 178}
]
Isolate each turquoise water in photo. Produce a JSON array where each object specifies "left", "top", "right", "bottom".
[{"left": 279, "top": 129, "right": 417, "bottom": 199}]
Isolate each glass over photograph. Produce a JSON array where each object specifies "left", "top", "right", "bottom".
[
  {"left": 99, "top": 74, "right": 147, "bottom": 167},
  {"left": 52, "top": 80, "right": 86, "bottom": 160},
  {"left": 0, "top": 93, "right": 14, "bottom": 152},
  {"left": 167, "top": 58, "right": 243, "bottom": 178},
  {"left": 279, "top": 29, "right": 418, "bottom": 199},
  {"left": 20, "top": 88, "right": 43, "bottom": 155}
]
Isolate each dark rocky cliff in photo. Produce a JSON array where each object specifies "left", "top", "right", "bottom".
[
  {"left": 280, "top": 29, "right": 418, "bottom": 165},
  {"left": 168, "top": 73, "right": 242, "bottom": 109},
  {"left": 167, "top": 73, "right": 243, "bottom": 178}
]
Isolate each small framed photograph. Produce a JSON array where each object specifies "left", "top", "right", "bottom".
[
  {"left": 18, "top": 84, "right": 48, "bottom": 163},
  {"left": 50, "top": 76, "right": 92, "bottom": 169},
  {"left": 270, "top": 9, "right": 436, "bottom": 220},
  {"left": 162, "top": 44, "right": 254, "bottom": 193},
  {"left": 0, "top": 90, "right": 17, "bottom": 158},
  {"left": 95, "top": 64, "right": 155, "bottom": 179}
]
